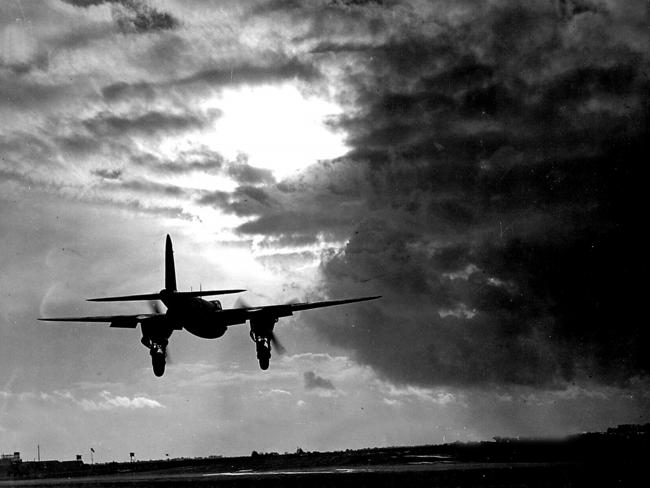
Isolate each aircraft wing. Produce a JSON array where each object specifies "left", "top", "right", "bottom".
[
  {"left": 219, "top": 295, "right": 381, "bottom": 326},
  {"left": 38, "top": 314, "right": 162, "bottom": 328},
  {"left": 87, "top": 289, "right": 245, "bottom": 302}
]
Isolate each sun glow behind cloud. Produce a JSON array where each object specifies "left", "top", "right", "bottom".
[
  {"left": 205, "top": 84, "right": 348, "bottom": 179},
  {"left": 145, "top": 82, "right": 351, "bottom": 264}
]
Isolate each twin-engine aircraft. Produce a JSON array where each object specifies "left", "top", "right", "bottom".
[{"left": 40, "top": 235, "right": 380, "bottom": 376}]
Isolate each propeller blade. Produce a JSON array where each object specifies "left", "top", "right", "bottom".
[
  {"left": 269, "top": 331, "right": 286, "bottom": 355},
  {"left": 234, "top": 296, "right": 253, "bottom": 309}
]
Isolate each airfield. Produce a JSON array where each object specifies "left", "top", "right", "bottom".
[
  {"left": 1, "top": 425, "right": 646, "bottom": 487},
  {"left": 0, "top": 461, "right": 634, "bottom": 487}
]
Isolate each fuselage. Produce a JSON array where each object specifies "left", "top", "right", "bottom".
[{"left": 164, "top": 296, "right": 228, "bottom": 339}]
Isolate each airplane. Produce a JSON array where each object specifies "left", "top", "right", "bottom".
[{"left": 40, "top": 235, "right": 380, "bottom": 376}]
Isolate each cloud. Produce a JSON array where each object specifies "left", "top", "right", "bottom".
[
  {"left": 62, "top": 0, "right": 179, "bottom": 33},
  {"left": 233, "top": 0, "right": 650, "bottom": 389},
  {"left": 81, "top": 110, "right": 213, "bottom": 138},
  {"left": 131, "top": 148, "right": 225, "bottom": 175},
  {"left": 0, "top": 78, "right": 72, "bottom": 110},
  {"left": 170, "top": 362, "right": 295, "bottom": 389},
  {"left": 382, "top": 384, "right": 460, "bottom": 406},
  {"left": 100, "top": 57, "right": 321, "bottom": 105},
  {"left": 225, "top": 159, "right": 276, "bottom": 185},
  {"left": 304, "top": 371, "right": 335, "bottom": 390},
  {"left": 92, "top": 168, "right": 123, "bottom": 180},
  {"left": 7, "top": 389, "right": 165, "bottom": 411},
  {"left": 76, "top": 390, "right": 165, "bottom": 410}
]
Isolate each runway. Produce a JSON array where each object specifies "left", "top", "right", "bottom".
[{"left": 0, "top": 461, "right": 638, "bottom": 487}]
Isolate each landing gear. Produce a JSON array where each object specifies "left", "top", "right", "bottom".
[
  {"left": 142, "top": 337, "right": 168, "bottom": 377},
  {"left": 151, "top": 346, "right": 166, "bottom": 377},
  {"left": 254, "top": 336, "right": 271, "bottom": 370},
  {"left": 249, "top": 316, "right": 279, "bottom": 370}
]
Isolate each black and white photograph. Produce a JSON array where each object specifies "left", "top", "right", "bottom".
[{"left": 0, "top": 1, "right": 647, "bottom": 486}]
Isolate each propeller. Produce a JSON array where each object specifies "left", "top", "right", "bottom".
[
  {"left": 269, "top": 330, "right": 286, "bottom": 355},
  {"left": 233, "top": 296, "right": 252, "bottom": 309},
  {"left": 235, "top": 296, "right": 287, "bottom": 354}
]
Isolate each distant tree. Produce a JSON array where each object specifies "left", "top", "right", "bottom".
[{"left": 251, "top": 451, "right": 259, "bottom": 458}]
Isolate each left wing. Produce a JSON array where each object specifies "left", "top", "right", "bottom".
[
  {"left": 218, "top": 295, "right": 381, "bottom": 326},
  {"left": 38, "top": 313, "right": 162, "bottom": 328}
]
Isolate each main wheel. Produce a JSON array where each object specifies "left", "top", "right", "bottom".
[
  {"left": 152, "top": 352, "right": 166, "bottom": 377},
  {"left": 258, "top": 356, "right": 269, "bottom": 370},
  {"left": 255, "top": 340, "right": 271, "bottom": 370}
]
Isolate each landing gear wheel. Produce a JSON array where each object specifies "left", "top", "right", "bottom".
[
  {"left": 152, "top": 353, "right": 165, "bottom": 377},
  {"left": 259, "top": 356, "right": 270, "bottom": 370},
  {"left": 151, "top": 347, "right": 166, "bottom": 377},
  {"left": 255, "top": 338, "right": 271, "bottom": 371}
]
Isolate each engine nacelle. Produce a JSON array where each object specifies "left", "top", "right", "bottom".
[{"left": 250, "top": 315, "right": 277, "bottom": 335}]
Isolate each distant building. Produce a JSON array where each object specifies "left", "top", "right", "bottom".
[
  {"left": 0, "top": 453, "right": 20, "bottom": 465},
  {"left": 606, "top": 424, "right": 650, "bottom": 437}
]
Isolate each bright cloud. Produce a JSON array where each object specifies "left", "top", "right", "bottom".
[
  {"left": 203, "top": 84, "right": 349, "bottom": 179},
  {"left": 53, "top": 390, "right": 164, "bottom": 411}
]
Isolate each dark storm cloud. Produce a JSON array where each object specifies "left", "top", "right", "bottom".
[
  {"left": 196, "top": 158, "right": 368, "bottom": 245},
  {"left": 245, "top": 0, "right": 648, "bottom": 388},
  {"left": 304, "top": 371, "right": 335, "bottom": 390},
  {"left": 62, "top": 0, "right": 179, "bottom": 33}
]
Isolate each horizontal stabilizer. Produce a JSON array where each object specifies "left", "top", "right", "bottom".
[
  {"left": 87, "top": 289, "right": 246, "bottom": 302},
  {"left": 87, "top": 293, "right": 161, "bottom": 302},
  {"left": 174, "top": 289, "right": 246, "bottom": 299}
]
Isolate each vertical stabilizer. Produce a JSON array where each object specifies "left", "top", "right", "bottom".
[{"left": 165, "top": 234, "right": 177, "bottom": 292}]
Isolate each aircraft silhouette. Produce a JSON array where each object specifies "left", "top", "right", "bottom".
[{"left": 40, "top": 235, "right": 380, "bottom": 376}]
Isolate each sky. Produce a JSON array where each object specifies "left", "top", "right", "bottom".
[{"left": 1, "top": 0, "right": 648, "bottom": 463}]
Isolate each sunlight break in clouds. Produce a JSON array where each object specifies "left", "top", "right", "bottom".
[{"left": 203, "top": 84, "right": 348, "bottom": 179}]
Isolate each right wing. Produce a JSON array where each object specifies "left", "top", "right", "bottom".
[
  {"left": 38, "top": 314, "right": 161, "bottom": 328},
  {"left": 217, "top": 295, "right": 381, "bottom": 326}
]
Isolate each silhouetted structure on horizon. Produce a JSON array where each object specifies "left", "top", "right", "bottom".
[{"left": 2, "top": 424, "right": 648, "bottom": 480}]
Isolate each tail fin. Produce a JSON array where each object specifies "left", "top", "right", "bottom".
[
  {"left": 85, "top": 234, "right": 246, "bottom": 302},
  {"left": 165, "top": 234, "right": 177, "bottom": 292}
]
